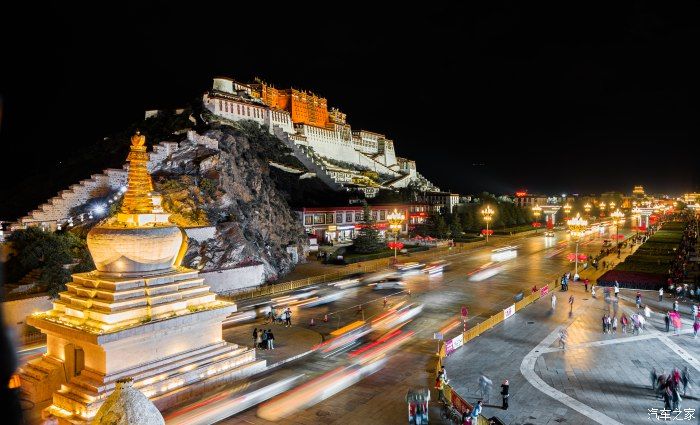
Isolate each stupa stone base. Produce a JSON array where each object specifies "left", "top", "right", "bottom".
[{"left": 26, "top": 307, "right": 266, "bottom": 424}]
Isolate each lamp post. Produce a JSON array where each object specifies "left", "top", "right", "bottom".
[
  {"left": 387, "top": 208, "right": 405, "bottom": 261},
  {"left": 567, "top": 213, "right": 588, "bottom": 277},
  {"left": 584, "top": 202, "right": 591, "bottom": 216},
  {"left": 599, "top": 201, "right": 606, "bottom": 218},
  {"left": 481, "top": 205, "right": 494, "bottom": 243},
  {"left": 632, "top": 206, "right": 641, "bottom": 237},
  {"left": 608, "top": 201, "right": 616, "bottom": 212},
  {"left": 563, "top": 203, "right": 572, "bottom": 218},
  {"left": 611, "top": 209, "right": 624, "bottom": 249},
  {"left": 532, "top": 204, "right": 542, "bottom": 234}
]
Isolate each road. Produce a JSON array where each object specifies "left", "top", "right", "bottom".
[{"left": 160, "top": 225, "right": 631, "bottom": 424}]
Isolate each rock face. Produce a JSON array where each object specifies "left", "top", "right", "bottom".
[
  {"left": 92, "top": 379, "right": 164, "bottom": 425},
  {"left": 153, "top": 123, "right": 308, "bottom": 281}
]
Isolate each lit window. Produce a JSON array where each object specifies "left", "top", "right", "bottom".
[
  {"left": 336, "top": 213, "right": 343, "bottom": 223},
  {"left": 346, "top": 212, "right": 352, "bottom": 222}
]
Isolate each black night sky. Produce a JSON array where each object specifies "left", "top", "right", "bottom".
[{"left": 1, "top": 2, "right": 698, "bottom": 219}]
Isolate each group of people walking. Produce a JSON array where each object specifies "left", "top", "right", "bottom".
[
  {"left": 266, "top": 306, "right": 293, "bottom": 327},
  {"left": 651, "top": 367, "right": 693, "bottom": 412},
  {"left": 252, "top": 327, "right": 275, "bottom": 350}
]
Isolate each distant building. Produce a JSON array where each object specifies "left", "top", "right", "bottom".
[
  {"left": 204, "top": 77, "right": 439, "bottom": 195},
  {"left": 297, "top": 203, "right": 428, "bottom": 243}
]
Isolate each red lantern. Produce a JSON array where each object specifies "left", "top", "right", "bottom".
[
  {"left": 481, "top": 229, "right": 494, "bottom": 235},
  {"left": 387, "top": 241, "right": 404, "bottom": 250},
  {"left": 531, "top": 222, "right": 542, "bottom": 228},
  {"left": 566, "top": 253, "right": 588, "bottom": 262}
]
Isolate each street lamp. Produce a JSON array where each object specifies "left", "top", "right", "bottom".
[
  {"left": 608, "top": 201, "right": 616, "bottom": 212},
  {"left": 481, "top": 205, "right": 494, "bottom": 243},
  {"left": 387, "top": 208, "right": 405, "bottom": 261},
  {"left": 631, "top": 206, "right": 642, "bottom": 237},
  {"left": 599, "top": 201, "right": 606, "bottom": 217},
  {"left": 532, "top": 204, "right": 542, "bottom": 234},
  {"left": 567, "top": 213, "right": 588, "bottom": 277},
  {"left": 611, "top": 209, "right": 625, "bottom": 249},
  {"left": 584, "top": 203, "right": 591, "bottom": 216},
  {"left": 563, "top": 203, "right": 572, "bottom": 217}
]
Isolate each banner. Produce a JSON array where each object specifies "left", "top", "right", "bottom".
[
  {"left": 540, "top": 285, "right": 549, "bottom": 297},
  {"left": 503, "top": 304, "right": 516, "bottom": 320},
  {"left": 449, "top": 388, "right": 472, "bottom": 414},
  {"left": 444, "top": 333, "right": 464, "bottom": 356}
]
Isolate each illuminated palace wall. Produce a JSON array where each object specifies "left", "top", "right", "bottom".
[{"left": 255, "top": 82, "right": 329, "bottom": 129}]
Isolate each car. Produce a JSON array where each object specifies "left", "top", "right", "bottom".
[
  {"left": 424, "top": 260, "right": 451, "bottom": 274},
  {"left": 544, "top": 231, "right": 555, "bottom": 237},
  {"left": 372, "top": 278, "right": 406, "bottom": 290}
]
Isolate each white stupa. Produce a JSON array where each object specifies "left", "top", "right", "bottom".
[{"left": 20, "top": 132, "right": 265, "bottom": 424}]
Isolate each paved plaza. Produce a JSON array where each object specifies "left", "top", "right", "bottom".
[{"left": 445, "top": 283, "right": 700, "bottom": 425}]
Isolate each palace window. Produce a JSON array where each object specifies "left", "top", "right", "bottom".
[
  {"left": 304, "top": 215, "right": 313, "bottom": 226},
  {"left": 325, "top": 213, "right": 334, "bottom": 223},
  {"left": 355, "top": 211, "right": 363, "bottom": 222},
  {"left": 346, "top": 211, "right": 353, "bottom": 222},
  {"left": 336, "top": 213, "right": 343, "bottom": 223},
  {"left": 237, "top": 104, "right": 240, "bottom": 114},
  {"left": 219, "top": 100, "right": 222, "bottom": 110},
  {"left": 313, "top": 214, "right": 325, "bottom": 224},
  {"left": 380, "top": 210, "right": 386, "bottom": 221},
  {"left": 247, "top": 106, "right": 251, "bottom": 116}
]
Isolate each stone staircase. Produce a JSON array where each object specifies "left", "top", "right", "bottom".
[
  {"left": 273, "top": 127, "right": 343, "bottom": 191},
  {"left": 13, "top": 141, "right": 179, "bottom": 230}
]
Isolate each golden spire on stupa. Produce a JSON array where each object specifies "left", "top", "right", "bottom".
[{"left": 120, "top": 131, "right": 155, "bottom": 215}]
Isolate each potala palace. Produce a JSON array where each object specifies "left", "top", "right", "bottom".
[{"left": 203, "top": 77, "right": 439, "bottom": 196}]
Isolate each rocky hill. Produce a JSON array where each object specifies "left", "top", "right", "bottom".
[{"left": 152, "top": 121, "right": 311, "bottom": 280}]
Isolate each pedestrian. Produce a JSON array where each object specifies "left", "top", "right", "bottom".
[
  {"left": 650, "top": 367, "right": 657, "bottom": 391},
  {"left": 478, "top": 375, "right": 492, "bottom": 402},
  {"left": 636, "top": 292, "right": 642, "bottom": 309},
  {"left": 665, "top": 312, "right": 670, "bottom": 333},
  {"left": 644, "top": 305, "right": 651, "bottom": 319},
  {"left": 614, "top": 281, "right": 620, "bottom": 298},
  {"left": 591, "top": 285, "right": 596, "bottom": 298},
  {"left": 681, "top": 366, "right": 691, "bottom": 396},
  {"left": 470, "top": 400, "right": 483, "bottom": 420},
  {"left": 663, "top": 385, "right": 672, "bottom": 411},
  {"left": 261, "top": 329, "right": 268, "bottom": 349},
  {"left": 671, "top": 386, "right": 681, "bottom": 411},
  {"left": 612, "top": 316, "right": 618, "bottom": 333},
  {"left": 621, "top": 314, "right": 628, "bottom": 334},
  {"left": 694, "top": 318, "right": 699, "bottom": 339},
  {"left": 285, "top": 307, "right": 292, "bottom": 327},
  {"left": 601, "top": 314, "right": 608, "bottom": 334},
  {"left": 267, "top": 329, "right": 274, "bottom": 350},
  {"left": 252, "top": 327, "right": 258, "bottom": 347},
  {"left": 673, "top": 300, "right": 678, "bottom": 312},
  {"left": 500, "top": 379, "right": 509, "bottom": 410},
  {"left": 256, "top": 328, "right": 263, "bottom": 348},
  {"left": 584, "top": 278, "right": 589, "bottom": 292},
  {"left": 659, "top": 287, "right": 664, "bottom": 302},
  {"left": 435, "top": 372, "right": 447, "bottom": 404},
  {"left": 551, "top": 294, "right": 557, "bottom": 310},
  {"left": 568, "top": 295, "right": 574, "bottom": 313},
  {"left": 558, "top": 328, "right": 568, "bottom": 349},
  {"left": 383, "top": 297, "right": 387, "bottom": 308}
]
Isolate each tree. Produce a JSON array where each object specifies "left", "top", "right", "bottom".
[
  {"left": 4, "top": 227, "right": 94, "bottom": 298},
  {"left": 353, "top": 203, "right": 382, "bottom": 254}
]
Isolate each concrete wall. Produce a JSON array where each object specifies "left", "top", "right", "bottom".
[
  {"left": 2, "top": 295, "right": 53, "bottom": 336},
  {"left": 201, "top": 264, "right": 265, "bottom": 294},
  {"left": 184, "top": 226, "right": 216, "bottom": 242},
  {"left": 187, "top": 130, "right": 219, "bottom": 150}
]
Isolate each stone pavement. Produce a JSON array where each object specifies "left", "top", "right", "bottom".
[
  {"left": 444, "top": 281, "right": 700, "bottom": 425},
  {"left": 223, "top": 321, "right": 322, "bottom": 368}
]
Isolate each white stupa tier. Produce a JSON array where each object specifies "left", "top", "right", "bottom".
[{"left": 20, "top": 132, "right": 265, "bottom": 424}]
